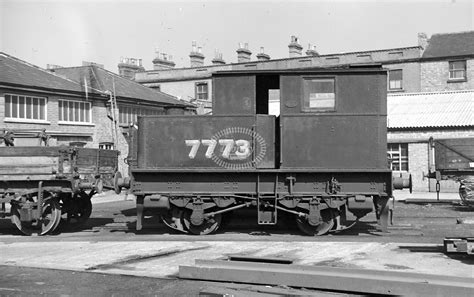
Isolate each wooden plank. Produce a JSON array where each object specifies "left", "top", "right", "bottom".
[
  {"left": 0, "top": 156, "right": 58, "bottom": 166},
  {"left": 0, "top": 167, "right": 56, "bottom": 175},
  {"left": 0, "top": 156, "right": 58, "bottom": 175},
  {"left": 0, "top": 174, "right": 57, "bottom": 181},
  {"left": 179, "top": 260, "right": 474, "bottom": 297},
  {"left": 0, "top": 147, "right": 62, "bottom": 157}
]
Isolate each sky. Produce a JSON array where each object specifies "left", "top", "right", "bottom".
[{"left": 1, "top": 0, "right": 473, "bottom": 73}]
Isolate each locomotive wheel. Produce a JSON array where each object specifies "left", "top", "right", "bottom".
[
  {"left": 459, "top": 177, "right": 474, "bottom": 206},
  {"left": 329, "top": 206, "right": 361, "bottom": 234},
  {"left": 161, "top": 207, "right": 187, "bottom": 233},
  {"left": 296, "top": 209, "right": 335, "bottom": 236},
  {"left": 182, "top": 210, "right": 222, "bottom": 235},
  {"left": 11, "top": 197, "right": 62, "bottom": 236},
  {"left": 66, "top": 192, "right": 92, "bottom": 227}
]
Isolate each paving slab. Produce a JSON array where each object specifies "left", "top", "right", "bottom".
[
  {"left": 394, "top": 190, "right": 461, "bottom": 202},
  {"left": 0, "top": 241, "right": 472, "bottom": 279},
  {"left": 91, "top": 191, "right": 135, "bottom": 204}
]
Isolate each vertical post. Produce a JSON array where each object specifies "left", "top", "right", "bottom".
[
  {"left": 136, "top": 195, "right": 144, "bottom": 231},
  {"left": 436, "top": 181, "right": 440, "bottom": 201},
  {"left": 37, "top": 181, "right": 43, "bottom": 222},
  {"left": 436, "top": 171, "right": 441, "bottom": 201},
  {"left": 111, "top": 79, "right": 119, "bottom": 151},
  {"left": 374, "top": 195, "right": 389, "bottom": 232}
]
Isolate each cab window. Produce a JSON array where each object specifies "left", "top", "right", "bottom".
[{"left": 302, "top": 78, "right": 336, "bottom": 112}]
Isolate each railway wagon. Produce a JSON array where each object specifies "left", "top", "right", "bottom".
[
  {"left": 427, "top": 137, "right": 474, "bottom": 205},
  {"left": 0, "top": 144, "right": 119, "bottom": 235},
  {"left": 127, "top": 66, "right": 402, "bottom": 235}
]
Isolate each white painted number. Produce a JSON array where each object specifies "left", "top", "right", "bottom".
[
  {"left": 201, "top": 139, "right": 217, "bottom": 159},
  {"left": 185, "top": 139, "right": 251, "bottom": 160},
  {"left": 218, "top": 139, "right": 234, "bottom": 159},
  {"left": 185, "top": 140, "right": 200, "bottom": 159},
  {"left": 235, "top": 139, "right": 251, "bottom": 159}
]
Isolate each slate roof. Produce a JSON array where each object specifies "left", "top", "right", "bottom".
[
  {"left": 52, "top": 66, "right": 192, "bottom": 107},
  {"left": 422, "top": 31, "right": 474, "bottom": 58},
  {"left": 0, "top": 52, "right": 100, "bottom": 94},
  {"left": 388, "top": 90, "right": 474, "bottom": 129}
]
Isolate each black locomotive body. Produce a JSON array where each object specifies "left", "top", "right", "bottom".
[{"left": 128, "top": 67, "right": 396, "bottom": 235}]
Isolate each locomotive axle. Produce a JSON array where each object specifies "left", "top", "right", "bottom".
[{"left": 137, "top": 193, "right": 388, "bottom": 236}]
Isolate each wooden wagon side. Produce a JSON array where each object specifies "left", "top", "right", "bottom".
[{"left": 0, "top": 146, "right": 119, "bottom": 235}]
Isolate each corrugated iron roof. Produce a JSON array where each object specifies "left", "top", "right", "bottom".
[{"left": 388, "top": 90, "right": 474, "bottom": 129}]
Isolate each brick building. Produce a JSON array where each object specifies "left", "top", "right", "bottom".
[
  {"left": 129, "top": 31, "right": 474, "bottom": 192},
  {"left": 388, "top": 90, "right": 474, "bottom": 192},
  {"left": 131, "top": 36, "right": 424, "bottom": 114},
  {"left": 131, "top": 31, "right": 473, "bottom": 111},
  {"left": 0, "top": 52, "right": 193, "bottom": 174}
]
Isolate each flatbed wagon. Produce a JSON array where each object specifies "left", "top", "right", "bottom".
[
  {"left": 0, "top": 145, "right": 119, "bottom": 235},
  {"left": 427, "top": 137, "right": 474, "bottom": 206}
]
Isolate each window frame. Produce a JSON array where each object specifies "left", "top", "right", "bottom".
[
  {"left": 448, "top": 60, "right": 467, "bottom": 81},
  {"left": 387, "top": 143, "right": 409, "bottom": 172},
  {"left": 99, "top": 142, "right": 114, "bottom": 150},
  {"left": 4, "top": 93, "right": 48, "bottom": 123},
  {"left": 118, "top": 104, "right": 163, "bottom": 126},
  {"left": 58, "top": 99, "right": 92, "bottom": 124},
  {"left": 301, "top": 76, "right": 337, "bottom": 113},
  {"left": 195, "top": 82, "right": 209, "bottom": 101},
  {"left": 388, "top": 69, "right": 403, "bottom": 91},
  {"left": 357, "top": 54, "right": 372, "bottom": 62}
]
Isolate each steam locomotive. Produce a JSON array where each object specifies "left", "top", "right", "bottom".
[{"left": 123, "top": 66, "right": 410, "bottom": 235}]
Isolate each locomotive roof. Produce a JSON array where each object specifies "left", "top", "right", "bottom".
[{"left": 212, "top": 64, "right": 387, "bottom": 76}]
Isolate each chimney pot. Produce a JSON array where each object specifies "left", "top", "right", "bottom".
[
  {"left": 288, "top": 35, "right": 303, "bottom": 58},
  {"left": 256, "top": 46, "right": 270, "bottom": 61},
  {"left": 418, "top": 32, "right": 428, "bottom": 50},
  {"left": 152, "top": 51, "right": 176, "bottom": 70},
  {"left": 212, "top": 50, "right": 226, "bottom": 65},
  {"left": 190, "top": 42, "right": 205, "bottom": 67},
  {"left": 305, "top": 43, "right": 319, "bottom": 56},
  {"left": 118, "top": 56, "right": 145, "bottom": 79},
  {"left": 237, "top": 42, "right": 252, "bottom": 63}
]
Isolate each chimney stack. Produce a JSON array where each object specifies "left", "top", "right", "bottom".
[
  {"left": 189, "top": 41, "right": 205, "bottom": 67},
  {"left": 152, "top": 50, "right": 176, "bottom": 70},
  {"left": 288, "top": 35, "right": 303, "bottom": 58},
  {"left": 417, "top": 32, "right": 429, "bottom": 50},
  {"left": 237, "top": 42, "right": 252, "bottom": 63},
  {"left": 118, "top": 57, "right": 145, "bottom": 80},
  {"left": 212, "top": 50, "right": 226, "bottom": 65},
  {"left": 256, "top": 47, "right": 270, "bottom": 61},
  {"left": 305, "top": 44, "right": 319, "bottom": 56}
]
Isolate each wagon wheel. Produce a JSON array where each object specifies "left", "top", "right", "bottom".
[
  {"left": 181, "top": 210, "right": 222, "bottom": 235},
  {"left": 161, "top": 207, "right": 187, "bottom": 233},
  {"left": 296, "top": 208, "right": 335, "bottom": 236},
  {"left": 329, "top": 206, "right": 358, "bottom": 234},
  {"left": 11, "top": 195, "right": 62, "bottom": 236},
  {"left": 66, "top": 192, "right": 92, "bottom": 227}
]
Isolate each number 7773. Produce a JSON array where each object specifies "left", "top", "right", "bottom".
[{"left": 185, "top": 139, "right": 251, "bottom": 160}]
